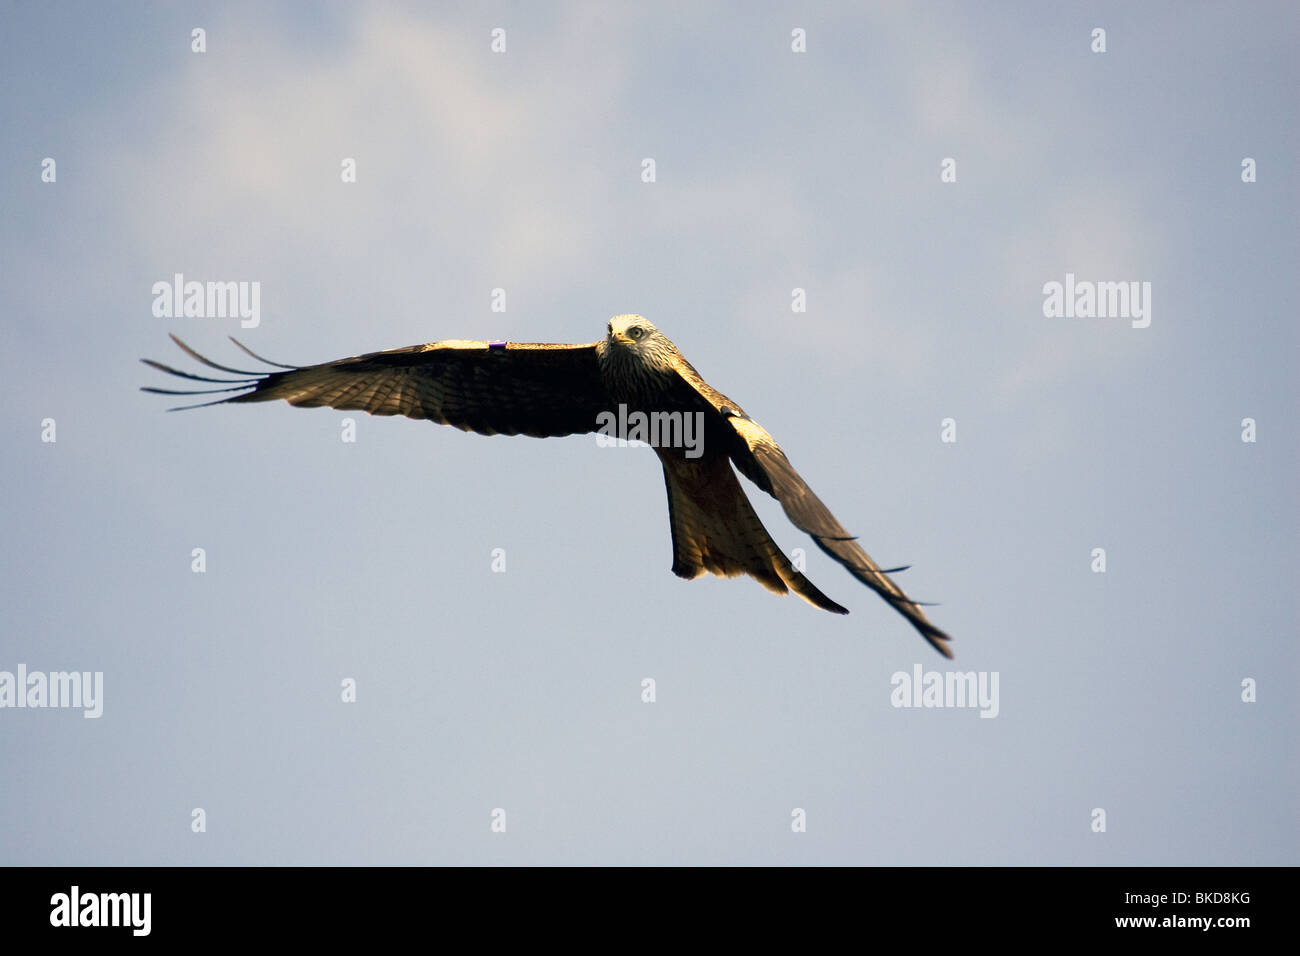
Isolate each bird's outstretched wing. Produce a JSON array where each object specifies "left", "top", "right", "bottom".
[
  {"left": 142, "top": 334, "right": 609, "bottom": 438},
  {"left": 672, "top": 360, "right": 955, "bottom": 659}
]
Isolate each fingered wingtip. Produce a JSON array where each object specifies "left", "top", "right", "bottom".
[
  {"left": 228, "top": 336, "right": 298, "bottom": 369},
  {"left": 926, "top": 627, "right": 955, "bottom": 659}
]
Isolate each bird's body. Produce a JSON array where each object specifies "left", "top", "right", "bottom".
[{"left": 144, "top": 315, "right": 954, "bottom": 657}]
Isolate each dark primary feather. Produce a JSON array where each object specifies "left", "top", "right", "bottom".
[{"left": 741, "top": 423, "right": 952, "bottom": 657}]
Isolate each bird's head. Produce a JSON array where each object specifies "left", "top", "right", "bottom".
[
  {"left": 598, "top": 314, "right": 681, "bottom": 380},
  {"left": 605, "top": 314, "right": 660, "bottom": 350}
]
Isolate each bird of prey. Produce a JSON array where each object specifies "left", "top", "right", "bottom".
[{"left": 143, "top": 315, "right": 953, "bottom": 657}]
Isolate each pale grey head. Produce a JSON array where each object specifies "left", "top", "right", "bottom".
[{"left": 595, "top": 314, "right": 683, "bottom": 401}]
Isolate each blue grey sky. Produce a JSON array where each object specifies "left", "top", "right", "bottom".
[{"left": 2, "top": 1, "right": 1296, "bottom": 865}]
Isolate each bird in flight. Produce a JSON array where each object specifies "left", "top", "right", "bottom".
[{"left": 143, "top": 315, "right": 954, "bottom": 657}]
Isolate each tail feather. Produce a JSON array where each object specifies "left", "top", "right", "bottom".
[{"left": 660, "top": 452, "right": 848, "bottom": 614}]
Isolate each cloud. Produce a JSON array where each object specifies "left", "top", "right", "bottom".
[{"left": 101, "top": 7, "right": 630, "bottom": 296}]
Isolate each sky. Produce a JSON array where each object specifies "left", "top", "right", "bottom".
[{"left": 1, "top": 1, "right": 1296, "bottom": 865}]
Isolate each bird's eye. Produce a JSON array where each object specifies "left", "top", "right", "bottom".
[
  {"left": 607, "top": 324, "right": 612, "bottom": 335},
  {"left": 629, "top": 327, "right": 643, "bottom": 340}
]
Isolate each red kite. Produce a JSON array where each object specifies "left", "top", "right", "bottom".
[{"left": 144, "top": 315, "right": 954, "bottom": 657}]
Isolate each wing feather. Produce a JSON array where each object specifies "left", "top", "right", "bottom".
[
  {"left": 142, "top": 334, "right": 609, "bottom": 438},
  {"left": 669, "top": 357, "right": 954, "bottom": 658}
]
